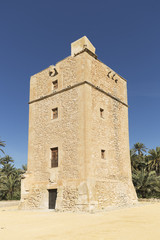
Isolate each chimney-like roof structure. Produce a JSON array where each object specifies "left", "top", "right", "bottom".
[{"left": 71, "top": 36, "right": 95, "bottom": 56}]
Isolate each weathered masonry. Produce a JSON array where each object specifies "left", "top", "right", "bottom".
[{"left": 19, "top": 36, "right": 137, "bottom": 211}]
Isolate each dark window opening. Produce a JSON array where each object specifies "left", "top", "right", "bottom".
[
  {"left": 100, "top": 108, "right": 104, "bottom": 118},
  {"left": 52, "top": 108, "right": 58, "bottom": 119},
  {"left": 49, "top": 71, "right": 53, "bottom": 76},
  {"left": 51, "top": 147, "right": 58, "bottom": 168},
  {"left": 53, "top": 80, "right": 58, "bottom": 90},
  {"left": 101, "top": 149, "right": 105, "bottom": 159}
]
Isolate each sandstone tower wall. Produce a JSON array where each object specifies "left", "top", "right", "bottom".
[{"left": 20, "top": 36, "right": 137, "bottom": 211}]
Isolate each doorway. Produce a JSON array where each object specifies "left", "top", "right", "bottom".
[{"left": 48, "top": 189, "right": 57, "bottom": 209}]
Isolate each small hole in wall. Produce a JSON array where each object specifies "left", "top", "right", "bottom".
[
  {"left": 101, "top": 150, "right": 105, "bottom": 159},
  {"left": 100, "top": 108, "right": 104, "bottom": 118},
  {"left": 52, "top": 108, "right": 58, "bottom": 119},
  {"left": 49, "top": 71, "right": 53, "bottom": 76},
  {"left": 52, "top": 80, "right": 58, "bottom": 90}
]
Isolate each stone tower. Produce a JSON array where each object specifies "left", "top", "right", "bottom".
[{"left": 20, "top": 36, "right": 137, "bottom": 211}]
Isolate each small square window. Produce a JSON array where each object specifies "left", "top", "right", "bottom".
[
  {"left": 100, "top": 108, "right": 104, "bottom": 118},
  {"left": 101, "top": 150, "right": 105, "bottom": 159},
  {"left": 51, "top": 147, "right": 58, "bottom": 168},
  {"left": 49, "top": 71, "right": 53, "bottom": 76},
  {"left": 52, "top": 80, "right": 58, "bottom": 90},
  {"left": 52, "top": 108, "right": 58, "bottom": 119}
]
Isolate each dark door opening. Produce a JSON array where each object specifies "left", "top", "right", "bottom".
[{"left": 48, "top": 189, "right": 57, "bottom": 209}]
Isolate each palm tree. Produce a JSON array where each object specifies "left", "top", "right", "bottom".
[
  {"left": 0, "top": 170, "right": 21, "bottom": 200},
  {"left": 148, "top": 147, "right": 160, "bottom": 175},
  {"left": 0, "top": 138, "right": 5, "bottom": 154},
  {"left": 0, "top": 155, "right": 15, "bottom": 178},
  {"left": 133, "top": 142, "right": 147, "bottom": 156},
  {"left": 1, "top": 163, "right": 16, "bottom": 178},
  {"left": 22, "top": 164, "right": 27, "bottom": 173},
  {"left": 0, "top": 155, "right": 22, "bottom": 200},
  {"left": 130, "top": 152, "right": 141, "bottom": 171},
  {"left": 0, "top": 155, "right": 14, "bottom": 165},
  {"left": 130, "top": 148, "right": 148, "bottom": 172},
  {"left": 0, "top": 171, "right": 8, "bottom": 200},
  {"left": 132, "top": 169, "right": 160, "bottom": 198}
]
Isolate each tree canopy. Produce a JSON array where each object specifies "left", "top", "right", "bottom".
[
  {"left": 0, "top": 139, "right": 27, "bottom": 200},
  {"left": 131, "top": 143, "right": 160, "bottom": 198},
  {"left": 0, "top": 138, "right": 5, "bottom": 154}
]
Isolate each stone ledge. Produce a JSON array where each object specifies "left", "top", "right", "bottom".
[
  {"left": 138, "top": 198, "right": 160, "bottom": 203},
  {"left": 29, "top": 81, "right": 128, "bottom": 107},
  {"left": 74, "top": 48, "right": 98, "bottom": 59},
  {"left": 0, "top": 200, "right": 20, "bottom": 208}
]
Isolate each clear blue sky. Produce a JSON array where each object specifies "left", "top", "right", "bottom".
[{"left": 0, "top": 0, "right": 160, "bottom": 168}]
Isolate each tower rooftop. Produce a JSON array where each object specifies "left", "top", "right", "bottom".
[{"left": 71, "top": 36, "right": 95, "bottom": 56}]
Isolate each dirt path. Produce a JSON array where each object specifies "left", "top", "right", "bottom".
[{"left": 0, "top": 203, "right": 160, "bottom": 240}]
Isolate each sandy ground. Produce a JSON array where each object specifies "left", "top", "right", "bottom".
[{"left": 0, "top": 203, "right": 160, "bottom": 240}]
